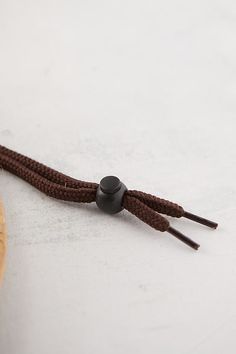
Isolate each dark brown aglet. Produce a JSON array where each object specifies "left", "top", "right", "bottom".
[
  {"left": 184, "top": 211, "right": 218, "bottom": 229},
  {"left": 167, "top": 226, "right": 200, "bottom": 250}
]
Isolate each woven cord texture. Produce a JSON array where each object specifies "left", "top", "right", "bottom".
[
  {"left": 0, "top": 145, "right": 183, "bottom": 233},
  {"left": 126, "top": 190, "right": 184, "bottom": 218},
  {"left": 0, "top": 145, "right": 97, "bottom": 189},
  {"left": 123, "top": 194, "right": 170, "bottom": 232},
  {"left": 0, "top": 150, "right": 96, "bottom": 203}
]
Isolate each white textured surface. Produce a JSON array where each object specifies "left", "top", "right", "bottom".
[{"left": 0, "top": 1, "right": 236, "bottom": 353}]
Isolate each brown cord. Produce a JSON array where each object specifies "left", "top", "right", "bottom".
[
  {"left": 123, "top": 194, "right": 170, "bottom": 232},
  {"left": 0, "top": 152, "right": 96, "bottom": 202},
  {"left": 126, "top": 190, "right": 184, "bottom": 218},
  {"left": 0, "top": 145, "right": 97, "bottom": 189},
  {"left": 0, "top": 145, "right": 218, "bottom": 250}
]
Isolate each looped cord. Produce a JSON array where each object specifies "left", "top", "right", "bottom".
[{"left": 0, "top": 145, "right": 217, "bottom": 250}]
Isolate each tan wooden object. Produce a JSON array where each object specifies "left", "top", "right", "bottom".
[{"left": 0, "top": 199, "right": 6, "bottom": 283}]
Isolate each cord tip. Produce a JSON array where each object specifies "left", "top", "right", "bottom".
[
  {"left": 167, "top": 227, "right": 200, "bottom": 251},
  {"left": 184, "top": 211, "right": 218, "bottom": 230},
  {"left": 193, "top": 243, "right": 200, "bottom": 251}
]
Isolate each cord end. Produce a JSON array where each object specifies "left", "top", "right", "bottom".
[
  {"left": 167, "top": 226, "right": 200, "bottom": 250},
  {"left": 184, "top": 211, "right": 218, "bottom": 229}
]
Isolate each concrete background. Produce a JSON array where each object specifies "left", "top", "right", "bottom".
[{"left": 0, "top": 1, "right": 236, "bottom": 353}]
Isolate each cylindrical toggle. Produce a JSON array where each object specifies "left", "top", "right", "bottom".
[{"left": 96, "top": 176, "right": 127, "bottom": 214}]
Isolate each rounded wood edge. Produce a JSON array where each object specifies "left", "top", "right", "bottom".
[{"left": 0, "top": 199, "right": 7, "bottom": 284}]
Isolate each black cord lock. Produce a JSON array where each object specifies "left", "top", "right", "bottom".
[{"left": 96, "top": 176, "right": 127, "bottom": 214}]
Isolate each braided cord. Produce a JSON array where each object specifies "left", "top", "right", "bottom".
[
  {"left": 0, "top": 151, "right": 96, "bottom": 203},
  {"left": 123, "top": 195, "right": 170, "bottom": 232},
  {"left": 126, "top": 190, "right": 184, "bottom": 218},
  {"left": 0, "top": 145, "right": 97, "bottom": 189},
  {"left": 0, "top": 144, "right": 215, "bottom": 249},
  {"left": 0, "top": 145, "right": 176, "bottom": 233}
]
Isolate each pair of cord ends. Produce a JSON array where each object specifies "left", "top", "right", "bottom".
[
  {"left": 96, "top": 176, "right": 218, "bottom": 251},
  {"left": 168, "top": 212, "right": 218, "bottom": 250}
]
